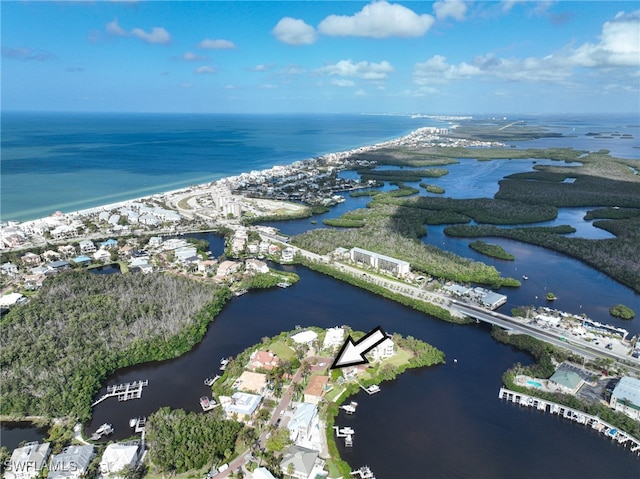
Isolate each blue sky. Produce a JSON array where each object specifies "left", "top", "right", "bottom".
[{"left": 2, "top": 1, "right": 639, "bottom": 114}]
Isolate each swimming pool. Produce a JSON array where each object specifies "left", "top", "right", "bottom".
[{"left": 527, "top": 380, "right": 543, "bottom": 388}]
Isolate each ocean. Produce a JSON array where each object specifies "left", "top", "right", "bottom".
[{"left": 0, "top": 112, "right": 442, "bottom": 222}]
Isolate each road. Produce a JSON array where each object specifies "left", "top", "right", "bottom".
[{"left": 261, "top": 233, "right": 640, "bottom": 374}]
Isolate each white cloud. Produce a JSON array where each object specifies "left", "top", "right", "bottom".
[
  {"left": 225, "top": 84, "right": 236, "bottom": 89},
  {"left": 104, "top": 19, "right": 171, "bottom": 45},
  {"left": 434, "top": 0, "right": 467, "bottom": 21},
  {"left": 570, "top": 10, "right": 640, "bottom": 68},
  {"left": 355, "top": 89, "right": 367, "bottom": 96},
  {"left": 131, "top": 26, "right": 171, "bottom": 44},
  {"left": 182, "top": 52, "right": 209, "bottom": 62},
  {"left": 320, "top": 59, "right": 394, "bottom": 80},
  {"left": 195, "top": 66, "right": 216, "bottom": 74},
  {"left": 272, "top": 17, "right": 317, "bottom": 45},
  {"left": 250, "top": 64, "right": 273, "bottom": 72},
  {"left": 199, "top": 38, "right": 236, "bottom": 49},
  {"left": 106, "top": 19, "right": 126, "bottom": 37},
  {"left": 331, "top": 79, "right": 356, "bottom": 87},
  {"left": 259, "top": 84, "right": 279, "bottom": 89},
  {"left": 318, "top": 1, "right": 434, "bottom": 38}
]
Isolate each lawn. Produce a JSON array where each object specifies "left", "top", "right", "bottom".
[{"left": 268, "top": 340, "right": 296, "bottom": 361}]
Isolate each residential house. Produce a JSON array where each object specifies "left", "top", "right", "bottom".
[
  {"left": 1, "top": 262, "right": 19, "bottom": 276},
  {"left": 281, "top": 247, "right": 295, "bottom": 262},
  {"left": 216, "top": 260, "right": 241, "bottom": 279},
  {"left": 20, "top": 252, "right": 42, "bottom": 267},
  {"left": 48, "top": 445, "right": 94, "bottom": 479},
  {"left": 220, "top": 392, "right": 262, "bottom": 421},
  {"left": 248, "top": 350, "right": 280, "bottom": 371},
  {"left": 98, "top": 442, "right": 140, "bottom": 479},
  {"left": 78, "top": 240, "right": 96, "bottom": 254},
  {"left": 287, "top": 402, "right": 317, "bottom": 442},
  {"left": 367, "top": 338, "right": 395, "bottom": 362},
  {"left": 252, "top": 468, "right": 277, "bottom": 479},
  {"left": 279, "top": 445, "right": 324, "bottom": 479},
  {"left": 5, "top": 442, "right": 51, "bottom": 479},
  {"left": 322, "top": 327, "right": 344, "bottom": 350},
  {"left": 303, "top": 375, "right": 329, "bottom": 405},
  {"left": 93, "top": 249, "right": 112, "bottom": 262},
  {"left": 245, "top": 259, "right": 269, "bottom": 274}
]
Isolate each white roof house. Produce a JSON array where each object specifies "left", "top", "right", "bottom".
[
  {"left": 5, "top": 442, "right": 51, "bottom": 479},
  {"left": 48, "top": 445, "right": 94, "bottom": 479},
  {"left": 98, "top": 443, "right": 140, "bottom": 479},
  {"left": 252, "top": 467, "right": 277, "bottom": 479},
  {"left": 0, "top": 292, "right": 25, "bottom": 308},
  {"left": 322, "top": 327, "right": 344, "bottom": 350},
  {"left": 287, "top": 402, "right": 318, "bottom": 442},
  {"left": 291, "top": 330, "right": 318, "bottom": 345}
]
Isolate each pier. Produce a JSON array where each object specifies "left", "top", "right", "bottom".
[
  {"left": 91, "top": 380, "right": 148, "bottom": 407},
  {"left": 340, "top": 401, "right": 358, "bottom": 414},
  {"left": 498, "top": 388, "right": 640, "bottom": 455},
  {"left": 129, "top": 417, "right": 146, "bottom": 433},
  {"left": 350, "top": 466, "right": 375, "bottom": 478},
  {"left": 359, "top": 383, "right": 380, "bottom": 395},
  {"left": 334, "top": 426, "right": 355, "bottom": 447}
]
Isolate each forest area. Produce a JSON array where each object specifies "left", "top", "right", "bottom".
[{"left": 0, "top": 270, "right": 229, "bottom": 420}]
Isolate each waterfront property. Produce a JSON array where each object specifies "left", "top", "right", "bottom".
[
  {"left": 98, "top": 442, "right": 141, "bottom": 479},
  {"left": 4, "top": 442, "right": 51, "bottom": 479},
  {"left": 279, "top": 445, "right": 324, "bottom": 479},
  {"left": 498, "top": 387, "right": 640, "bottom": 455},
  {"left": 610, "top": 376, "right": 640, "bottom": 420},
  {"left": 349, "top": 247, "right": 410, "bottom": 277},
  {"left": 47, "top": 445, "right": 94, "bottom": 479},
  {"left": 304, "top": 375, "right": 330, "bottom": 405},
  {"left": 219, "top": 392, "right": 262, "bottom": 422}
]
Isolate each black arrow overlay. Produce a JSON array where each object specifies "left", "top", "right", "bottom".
[{"left": 331, "top": 326, "right": 387, "bottom": 369}]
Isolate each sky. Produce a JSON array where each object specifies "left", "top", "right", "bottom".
[{"left": 1, "top": 0, "right": 639, "bottom": 114}]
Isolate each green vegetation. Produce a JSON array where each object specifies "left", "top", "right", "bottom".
[
  {"left": 0, "top": 271, "right": 230, "bottom": 420},
  {"left": 420, "top": 183, "right": 445, "bottom": 194},
  {"left": 242, "top": 207, "right": 312, "bottom": 225},
  {"left": 546, "top": 292, "right": 557, "bottom": 301},
  {"left": 609, "top": 304, "right": 635, "bottom": 320},
  {"left": 356, "top": 167, "right": 449, "bottom": 183},
  {"left": 469, "top": 240, "right": 515, "bottom": 260},
  {"left": 293, "top": 188, "right": 520, "bottom": 288},
  {"left": 145, "top": 407, "right": 242, "bottom": 474},
  {"left": 240, "top": 270, "right": 299, "bottom": 289},
  {"left": 584, "top": 207, "right": 640, "bottom": 220},
  {"left": 322, "top": 218, "right": 366, "bottom": 228}
]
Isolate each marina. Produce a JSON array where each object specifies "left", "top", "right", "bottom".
[
  {"left": 219, "top": 358, "right": 230, "bottom": 371},
  {"left": 498, "top": 387, "right": 640, "bottom": 455},
  {"left": 91, "top": 380, "right": 149, "bottom": 407}
]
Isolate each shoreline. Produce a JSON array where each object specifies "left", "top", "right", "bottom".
[{"left": 4, "top": 123, "right": 489, "bottom": 227}]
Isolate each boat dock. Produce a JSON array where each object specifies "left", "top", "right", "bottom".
[
  {"left": 359, "top": 383, "right": 380, "bottom": 395},
  {"left": 91, "top": 380, "right": 149, "bottom": 407},
  {"left": 200, "top": 396, "right": 218, "bottom": 412},
  {"left": 129, "top": 417, "right": 146, "bottom": 433},
  {"left": 334, "top": 426, "right": 354, "bottom": 447},
  {"left": 204, "top": 374, "right": 221, "bottom": 386},
  {"left": 340, "top": 401, "right": 358, "bottom": 414},
  {"left": 351, "top": 466, "right": 375, "bottom": 478},
  {"left": 499, "top": 387, "right": 640, "bottom": 455},
  {"left": 90, "top": 423, "right": 113, "bottom": 441}
]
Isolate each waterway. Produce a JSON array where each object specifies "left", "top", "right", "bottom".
[{"left": 3, "top": 127, "right": 639, "bottom": 475}]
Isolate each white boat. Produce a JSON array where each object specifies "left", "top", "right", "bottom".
[
  {"left": 522, "top": 275, "right": 529, "bottom": 280},
  {"left": 204, "top": 374, "right": 221, "bottom": 386},
  {"left": 220, "top": 357, "right": 231, "bottom": 370},
  {"left": 129, "top": 418, "right": 137, "bottom": 428},
  {"left": 365, "top": 384, "right": 380, "bottom": 394},
  {"left": 233, "top": 289, "right": 248, "bottom": 297},
  {"left": 276, "top": 282, "right": 290, "bottom": 288}
]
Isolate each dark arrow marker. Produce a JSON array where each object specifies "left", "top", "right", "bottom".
[{"left": 331, "top": 326, "right": 387, "bottom": 369}]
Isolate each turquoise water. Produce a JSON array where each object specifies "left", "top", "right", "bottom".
[
  {"left": 0, "top": 112, "right": 441, "bottom": 222},
  {"left": 527, "top": 380, "right": 543, "bottom": 388}
]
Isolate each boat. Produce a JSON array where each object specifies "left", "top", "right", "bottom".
[
  {"left": 200, "top": 396, "right": 216, "bottom": 411},
  {"left": 233, "top": 289, "right": 248, "bottom": 297},
  {"left": 129, "top": 418, "right": 137, "bottom": 428},
  {"left": 219, "top": 357, "right": 231, "bottom": 370},
  {"left": 522, "top": 275, "right": 529, "bottom": 280},
  {"left": 91, "top": 423, "right": 114, "bottom": 440},
  {"left": 204, "top": 374, "right": 221, "bottom": 386},
  {"left": 365, "top": 384, "right": 380, "bottom": 394},
  {"left": 277, "top": 282, "right": 291, "bottom": 288}
]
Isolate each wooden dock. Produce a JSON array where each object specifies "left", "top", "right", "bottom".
[
  {"left": 91, "top": 380, "right": 148, "bottom": 407},
  {"left": 499, "top": 387, "right": 640, "bottom": 455}
]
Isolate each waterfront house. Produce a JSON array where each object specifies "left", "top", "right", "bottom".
[
  {"left": 322, "top": 327, "right": 345, "bottom": 350},
  {"left": 48, "top": 445, "right": 94, "bottom": 479},
  {"left": 216, "top": 260, "right": 241, "bottom": 279},
  {"left": 93, "top": 249, "right": 112, "bottom": 262},
  {"left": 350, "top": 247, "right": 410, "bottom": 277},
  {"left": 220, "top": 392, "right": 262, "bottom": 422},
  {"left": 279, "top": 445, "right": 324, "bottom": 479},
  {"left": 57, "top": 245, "right": 76, "bottom": 258},
  {"left": 234, "top": 371, "right": 268, "bottom": 394},
  {"left": 248, "top": 350, "right": 280, "bottom": 371},
  {"left": 5, "top": 442, "right": 51, "bottom": 479},
  {"left": 303, "top": 375, "right": 329, "bottom": 405},
  {"left": 72, "top": 256, "right": 92, "bottom": 266},
  {"left": 610, "top": 376, "right": 640, "bottom": 420},
  {"left": 245, "top": 259, "right": 269, "bottom": 274},
  {"left": 98, "top": 442, "right": 140, "bottom": 479},
  {"left": 367, "top": 338, "right": 395, "bottom": 362},
  {"left": 291, "top": 330, "right": 318, "bottom": 346}
]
